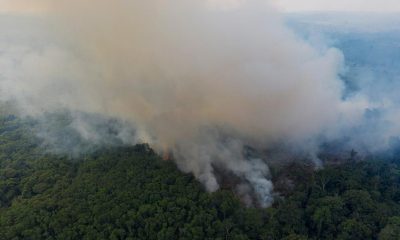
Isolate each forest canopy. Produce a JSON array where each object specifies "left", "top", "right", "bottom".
[{"left": 0, "top": 114, "right": 399, "bottom": 240}]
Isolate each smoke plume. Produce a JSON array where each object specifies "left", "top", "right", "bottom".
[{"left": 0, "top": 0, "right": 369, "bottom": 206}]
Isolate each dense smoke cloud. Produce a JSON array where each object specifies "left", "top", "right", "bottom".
[{"left": 0, "top": 0, "right": 370, "bottom": 206}]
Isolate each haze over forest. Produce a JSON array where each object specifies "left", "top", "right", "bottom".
[{"left": 0, "top": 1, "right": 399, "bottom": 239}]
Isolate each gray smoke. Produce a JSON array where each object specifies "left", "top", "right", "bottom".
[{"left": 0, "top": 0, "right": 373, "bottom": 207}]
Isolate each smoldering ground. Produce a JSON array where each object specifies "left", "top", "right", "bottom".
[{"left": 0, "top": 0, "right": 398, "bottom": 207}]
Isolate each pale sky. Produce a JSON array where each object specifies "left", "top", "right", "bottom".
[
  {"left": 274, "top": 0, "right": 400, "bottom": 12},
  {"left": 0, "top": 0, "right": 400, "bottom": 13}
]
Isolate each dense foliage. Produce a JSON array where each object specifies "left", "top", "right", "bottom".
[{"left": 0, "top": 115, "right": 399, "bottom": 240}]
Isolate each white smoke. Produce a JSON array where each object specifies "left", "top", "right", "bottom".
[{"left": 0, "top": 0, "right": 368, "bottom": 206}]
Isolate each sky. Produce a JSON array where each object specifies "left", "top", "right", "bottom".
[
  {"left": 274, "top": 0, "right": 400, "bottom": 12},
  {"left": 0, "top": 0, "right": 400, "bottom": 13}
]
